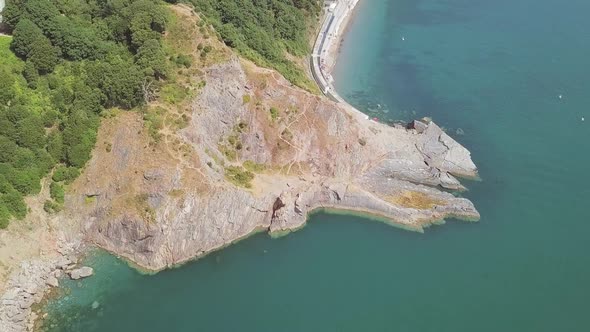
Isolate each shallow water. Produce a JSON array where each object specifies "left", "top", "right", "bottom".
[{"left": 43, "top": 0, "right": 590, "bottom": 330}]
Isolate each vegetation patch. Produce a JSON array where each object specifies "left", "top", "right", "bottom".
[
  {"left": 269, "top": 107, "right": 279, "bottom": 121},
  {"left": 243, "top": 160, "right": 266, "bottom": 173},
  {"left": 224, "top": 166, "right": 254, "bottom": 188},
  {"left": 131, "top": 193, "right": 156, "bottom": 223},
  {"left": 143, "top": 107, "right": 166, "bottom": 143},
  {"left": 386, "top": 191, "right": 446, "bottom": 210}
]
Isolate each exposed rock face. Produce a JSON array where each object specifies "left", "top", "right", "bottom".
[
  {"left": 69, "top": 267, "right": 93, "bottom": 280},
  {"left": 65, "top": 57, "right": 480, "bottom": 272}
]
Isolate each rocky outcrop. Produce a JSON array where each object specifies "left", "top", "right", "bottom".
[
  {"left": 64, "top": 58, "right": 479, "bottom": 272},
  {"left": 0, "top": 239, "right": 84, "bottom": 332},
  {"left": 69, "top": 267, "right": 93, "bottom": 280}
]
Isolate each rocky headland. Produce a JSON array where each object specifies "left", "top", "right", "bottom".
[
  {"left": 0, "top": 6, "right": 479, "bottom": 331},
  {"left": 70, "top": 57, "right": 479, "bottom": 271}
]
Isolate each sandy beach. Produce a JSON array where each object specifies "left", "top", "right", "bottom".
[
  {"left": 311, "top": 0, "right": 361, "bottom": 103},
  {"left": 324, "top": 0, "right": 361, "bottom": 74}
]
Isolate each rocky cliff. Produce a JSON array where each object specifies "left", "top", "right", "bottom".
[{"left": 66, "top": 57, "right": 479, "bottom": 271}]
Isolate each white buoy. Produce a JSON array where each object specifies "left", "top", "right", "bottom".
[
  {"left": 402, "top": 36, "right": 405, "bottom": 41},
  {"left": 559, "top": 94, "right": 563, "bottom": 99},
  {"left": 582, "top": 117, "right": 585, "bottom": 122}
]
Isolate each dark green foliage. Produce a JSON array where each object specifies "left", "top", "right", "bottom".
[
  {"left": 15, "top": 113, "right": 46, "bottom": 149},
  {"left": 6, "top": 168, "right": 42, "bottom": 195},
  {"left": 28, "top": 36, "right": 59, "bottom": 73},
  {"left": 0, "top": 136, "right": 19, "bottom": 163},
  {"left": 174, "top": 54, "right": 192, "bottom": 68},
  {"left": 191, "top": 0, "right": 321, "bottom": 91},
  {"left": 61, "top": 110, "right": 98, "bottom": 167},
  {"left": 136, "top": 39, "right": 168, "bottom": 78},
  {"left": 0, "top": 205, "right": 10, "bottom": 229},
  {"left": 46, "top": 16, "right": 102, "bottom": 61},
  {"left": 23, "top": 0, "right": 61, "bottom": 32},
  {"left": 11, "top": 19, "right": 44, "bottom": 58},
  {"left": 86, "top": 58, "right": 144, "bottom": 108},
  {"left": 47, "top": 131, "right": 64, "bottom": 162},
  {"left": 1, "top": 0, "right": 25, "bottom": 31},
  {"left": 0, "top": 188, "right": 28, "bottom": 219},
  {"left": 49, "top": 182, "right": 65, "bottom": 203},
  {"left": 52, "top": 166, "right": 80, "bottom": 184},
  {"left": 23, "top": 61, "right": 39, "bottom": 88}
]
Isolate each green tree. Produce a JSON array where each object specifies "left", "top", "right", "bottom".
[
  {"left": 86, "top": 58, "right": 144, "bottom": 108},
  {"left": 16, "top": 114, "right": 46, "bottom": 149},
  {"left": 47, "top": 131, "right": 64, "bottom": 162},
  {"left": 47, "top": 17, "right": 102, "bottom": 61},
  {"left": 135, "top": 39, "right": 168, "bottom": 78},
  {"left": 0, "top": 136, "right": 19, "bottom": 163},
  {"left": 0, "top": 205, "right": 10, "bottom": 229},
  {"left": 1, "top": 0, "right": 25, "bottom": 31},
  {"left": 6, "top": 168, "right": 41, "bottom": 195},
  {"left": 61, "top": 110, "right": 98, "bottom": 167},
  {"left": 11, "top": 18, "right": 44, "bottom": 58},
  {"left": 52, "top": 166, "right": 79, "bottom": 183},
  {"left": 23, "top": 61, "right": 39, "bottom": 88},
  {"left": 49, "top": 182, "right": 65, "bottom": 203},
  {"left": 23, "top": 0, "right": 61, "bottom": 32},
  {"left": 28, "top": 35, "right": 59, "bottom": 74},
  {"left": 0, "top": 188, "right": 28, "bottom": 219}
]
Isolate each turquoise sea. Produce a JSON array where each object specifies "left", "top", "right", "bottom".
[{"left": 43, "top": 0, "right": 590, "bottom": 331}]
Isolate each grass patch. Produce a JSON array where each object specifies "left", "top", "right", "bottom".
[
  {"left": 143, "top": 107, "right": 166, "bottom": 142},
  {"left": 219, "top": 144, "right": 237, "bottom": 161},
  {"left": 84, "top": 196, "right": 97, "bottom": 204},
  {"left": 224, "top": 166, "right": 254, "bottom": 188},
  {"left": 160, "top": 83, "right": 189, "bottom": 104},
  {"left": 243, "top": 160, "right": 266, "bottom": 173},
  {"left": 269, "top": 107, "right": 279, "bottom": 121},
  {"left": 131, "top": 193, "right": 156, "bottom": 223}
]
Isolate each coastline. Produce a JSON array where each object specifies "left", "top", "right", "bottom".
[
  {"left": 1, "top": 2, "right": 481, "bottom": 329},
  {"left": 311, "top": 0, "right": 361, "bottom": 107}
]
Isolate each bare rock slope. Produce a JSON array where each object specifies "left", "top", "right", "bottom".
[{"left": 70, "top": 58, "right": 479, "bottom": 271}]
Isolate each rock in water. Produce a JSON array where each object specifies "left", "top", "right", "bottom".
[
  {"left": 46, "top": 276, "right": 59, "bottom": 288},
  {"left": 69, "top": 267, "right": 94, "bottom": 280}
]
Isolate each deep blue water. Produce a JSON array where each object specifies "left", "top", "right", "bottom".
[{"left": 43, "top": 0, "right": 590, "bottom": 331}]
